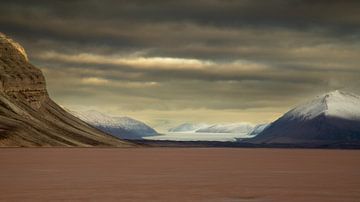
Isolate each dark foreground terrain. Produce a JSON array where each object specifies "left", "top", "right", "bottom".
[
  {"left": 131, "top": 139, "right": 360, "bottom": 149},
  {"left": 0, "top": 148, "right": 359, "bottom": 202}
]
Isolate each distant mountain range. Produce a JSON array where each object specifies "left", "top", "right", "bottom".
[
  {"left": 164, "top": 90, "right": 360, "bottom": 145},
  {"left": 1, "top": 32, "right": 359, "bottom": 147},
  {"left": 0, "top": 33, "right": 132, "bottom": 147},
  {"left": 169, "top": 122, "right": 269, "bottom": 136},
  {"left": 250, "top": 90, "right": 360, "bottom": 144},
  {"left": 70, "top": 110, "right": 158, "bottom": 139}
]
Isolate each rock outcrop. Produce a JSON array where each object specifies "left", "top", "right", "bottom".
[{"left": 0, "top": 33, "right": 133, "bottom": 147}]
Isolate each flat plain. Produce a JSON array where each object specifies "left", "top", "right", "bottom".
[{"left": 0, "top": 148, "right": 359, "bottom": 202}]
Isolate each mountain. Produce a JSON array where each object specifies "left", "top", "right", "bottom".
[
  {"left": 250, "top": 90, "right": 360, "bottom": 144},
  {"left": 168, "top": 123, "right": 209, "bottom": 132},
  {"left": 70, "top": 110, "right": 157, "bottom": 139},
  {"left": 247, "top": 123, "right": 270, "bottom": 137},
  {"left": 196, "top": 123, "right": 254, "bottom": 134},
  {"left": 0, "top": 33, "right": 133, "bottom": 147}
]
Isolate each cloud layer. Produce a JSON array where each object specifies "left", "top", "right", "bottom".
[{"left": 1, "top": 0, "right": 359, "bottom": 130}]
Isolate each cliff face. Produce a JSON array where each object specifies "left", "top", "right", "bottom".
[
  {"left": 0, "top": 33, "right": 133, "bottom": 147},
  {"left": 0, "top": 33, "right": 46, "bottom": 109}
]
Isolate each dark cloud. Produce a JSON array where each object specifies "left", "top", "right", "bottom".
[{"left": 1, "top": 0, "right": 359, "bottom": 127}]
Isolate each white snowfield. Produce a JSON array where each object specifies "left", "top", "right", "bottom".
[
  {"left": 168, "top": 123, "right": 210, "bottom": 133},
  {"left": 144, "top": 132, "right": 249, "bottom": 142},
  {"left": 169, "top": 122, "right": 255, "bottom": 133},
  {"left": 196, "top": 123, "right": 254, "bottom": 133},
  {"left": 149, "top": 122, "right": 268, "bottom": 142},
  {"left": 284, "top": 90, "right": 360, "bottom": 121}
]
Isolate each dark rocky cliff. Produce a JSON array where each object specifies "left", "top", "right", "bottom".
[{"left": 0, "top": 33, "right": 133, "bottom": 147}]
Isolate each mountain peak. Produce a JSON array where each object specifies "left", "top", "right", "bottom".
[
  {"left": 284, "top": 90, "right": 360, "bottom": 121},
  {"left": 323, "top": 90, "right": 359, "bottom": 100},
  {"left": 0, "top": 32, "right": 28, "bottom": 61}
]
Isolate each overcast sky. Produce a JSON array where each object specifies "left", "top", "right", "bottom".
[{"left": 1, "top": 0, "right": 360, "bottom": 131}]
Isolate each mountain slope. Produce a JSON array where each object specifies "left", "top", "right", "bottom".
[
  {"left": 250, "top": 91, "right": 360, "bottom": 144},
  {"left": 247, "top": 123, "right": 270, "bottom": 137},
  {"left": 0, "top": 33, "right": 133, "bottom": 147},
  {"left": 70, "top": 110, "right": 157, "bottom": 139}
]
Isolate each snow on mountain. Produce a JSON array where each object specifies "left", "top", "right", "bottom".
[
  {"left": 69, "top": 110, "right": 157, "bottom": 139},
  {"left": 247, "top": 123, "right": 270, "bottom": 137},
  {"left": 250, "top": 90, "right": 360, "bottom": 144},
  {"left": 283, "top": 90, "right": 360, "bottom": 121},
  {"left": 168, "top": 123, "right": 210, "bottom": 132},
  {"left": 196, "top": 123, "right": 254, "bottom": 134}
]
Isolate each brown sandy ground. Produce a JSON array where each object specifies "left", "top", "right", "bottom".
[{"left": 0, "top": 148, "right": 359, "bottom": 202}]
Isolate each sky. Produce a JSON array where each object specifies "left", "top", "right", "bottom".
[{"left": 1, "top": 0, "right": 360, "bottom": 131}]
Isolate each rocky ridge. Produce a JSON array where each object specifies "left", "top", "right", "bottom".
[{"left": 0, "top": 33, "right": 133, "bottom": 147}]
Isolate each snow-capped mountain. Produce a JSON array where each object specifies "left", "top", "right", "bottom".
[
  {"left": 70, "top": 110, "right": 157, "bottom": 139},
  {"left": 282, "top": 90, "right": 360, "bottom": 121},
  {"left": 168, "top": 123, "right": 210, "bottom": 132},
  {"left": 196, "top": 123, "right": 254, "bottom": 134},
  {"left": 250, "top": 90, "right": 360, "bottom": 144}
]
